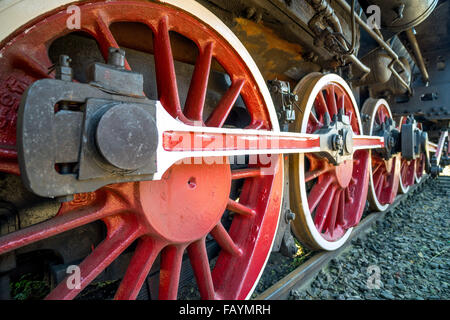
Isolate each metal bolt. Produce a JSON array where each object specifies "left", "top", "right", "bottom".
[
  {"left": 245, "top": 7, "right": 256, "bottom": 19},
  {"left": 255, "top": 12, "right": 263, "bottom": 23},
  {"left": 332, "top": 134, "right": 344, "bottom": 151},
  {"left": 59, "top": 55, "right": 71, "bottom": 67},
  {"left": 389, "top": 136, "right": 395, "bottom": 149},
  {"left": 108, "top": 47, "right": 126, "bottom": 69},
  {"left": 285, "top": 209, "right": 296, "bottom": 222},
  {"left": 55, "top": 55, "right": 73, "bottom": 81},
  {"left": 393, "top": 4, "right": 405, "bottom": 22}
]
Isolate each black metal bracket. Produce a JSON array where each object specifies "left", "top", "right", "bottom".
[
  {"left": 400, "top": 116, "right": 428, "bottom": 162},
  {"left": 372, "top": 118, "right": 401, "bottom": 160},
  {"left": 314, "top": 109, "right": 354, "bottom": 165},
  {"left": 268, "top": 80, "right": 297, "bottom": 132},
  {"left": 17, "top": 52, "right": 160, "bottom": 198}
]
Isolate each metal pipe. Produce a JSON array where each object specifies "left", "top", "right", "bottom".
[
  {"left": 333, "top": 0, "right": 411, "bottom": 94},
  {"left": 405, "top": 28, "right": 430, "bottom": 85},
  {"left": 306, "top": 0, "right": 371, "bottom": 76},
  {"left": 347, "top": 54, "right": 371, "bottom": 74}
]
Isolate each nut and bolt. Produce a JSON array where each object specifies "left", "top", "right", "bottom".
[
  {"left": 361, "top": 113, "right": 371, "bottom": 122},
  {"left": 332, "top": 134, "right": 344, "bottom": 151},
  {"left": 108, "top": 47, "right": 126, "bottom": 69},
  {"left": 56, "top": 55, "right": 73, "bottom": 82},
  {"left": 389, "top": 136, "right": 395, "bottom": 149},
  {"left": 285, "top": 209, "right": 296, "bottom": 222}
]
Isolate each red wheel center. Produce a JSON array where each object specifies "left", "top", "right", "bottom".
[
  {"left": 139, "top": 160, "right": 231, "bottom": 243},
  {"left": 335, "top": 159, "right": 353, "bottom": 188}
]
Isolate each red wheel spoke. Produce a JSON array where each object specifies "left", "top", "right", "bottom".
[
  {"left": 372, "top": 162, "right": 383, "bottom": 176},
  {"left": 187, "top": 239, "right": 215, "bottom": 300},
  {"left": 345, "top": 186, "right": 353, "bottom": 204},
  {"left": 375, "top": 173, "right": 384, "bottom": 198},
  {"left": 325, "top": 189, "right": 342, "bottom": 237},
  {"left": 314, "top": 184, "right": 337, "bottom": 233},
  {"left": 378, "top": 109, "right": 386, "bottom": 124},
  {"left": 373, "top": 168, "right": 384, "bottom": 190},
  {"left": 159, "top": 245, "right": 186, "bottom": 300},
  {"left": 308, "top": 112, "right": 323, "bottom": 132},
  {"left": 184, "top": 42, "right": 214, "bottom": 122},
  {"left": 337, "top": 188, "right": 346, "bottom": 227},
  {"left": 115, "top": 237, "right": 164, "bottom": 300},
  {"left": 46, "top": 223, "right": 141, "bottom": 300},
  {"left": 347, "top": 110, "right": 353, "bottom": 124},
  {"left": 401, "top": 162, "right": 408, "bottom": 183},
  {"left": 226, "top": 199, "right": 256, "bottom": 217},
  {"left": 154, "top": 16, "right": 183, "bottom": 119},
  {"left": 305, "top": 165, "right": 333, "bottom": 182},
  {"left": 0, "top": 195, "right": 118, "bottom": 256},
  {"left": 307, "top": 174, "right": 334, "bottom": 212},
  {"left": 314, "top": 91, "right": 328, "bottom": 116},
  {"left": 0, "top": 150, "right": 19, "bottom": 175},
  {"left": 206, "top": 79, "right": 245, "bottom": 127},
  {"left": 94, "top": 13, "right": 131, "bottom": 70},
  {"left": 245, "top": 120, "right": 265, "bottom": 130},
  {"left": 309, "top": 112, "right": 320, "bottom": 126},
  {"left": 337, "top": 93, "right": 345, "bottom": 113},
  {"left": 210, "top": 223, "right": 242, "bottom": 257},
  {"left": 231, "top": 168, "right": 262, "bottom": 180},
  {"left": 326, "top": 86, "right": 338, "bottom": 116},
  {"left": 11, "top": 45, "right": 53, "bottom": 79}
]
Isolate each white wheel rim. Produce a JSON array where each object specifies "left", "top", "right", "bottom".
[{"left": 292, "top": 73, "right": 364, "bottom": 251}]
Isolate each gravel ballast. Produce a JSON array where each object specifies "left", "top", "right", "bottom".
[{"left": 288, "top": 176, "right": 449, "bottom": 300}]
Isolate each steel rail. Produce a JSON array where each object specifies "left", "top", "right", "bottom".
[{"left": 255, "top": 175, "right": 429, "bottom": 300}]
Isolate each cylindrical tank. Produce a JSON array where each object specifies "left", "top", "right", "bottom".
[
  {"left": 358, "top": 50, "right": 392, "bottom": 86},
  {"left": 359, "top": 0, "right": 438, "bottom": 32},
  {"left": 371, "top": 57, "right": 411, "bottom": 97}
]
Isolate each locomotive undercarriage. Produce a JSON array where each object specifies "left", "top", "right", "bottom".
[{"left": 0, "top": 0, "right": 448, "bottom": 300}]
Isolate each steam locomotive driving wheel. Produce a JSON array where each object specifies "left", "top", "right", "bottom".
[
  {"left": 0, "top": 0, "right": 284, "bottom": 300},
  {"left": 289, "top": 73, "right": 370, "bottom": 251},
  {"left": 362, "top": 99, "right": 401, "bottom": 212}
]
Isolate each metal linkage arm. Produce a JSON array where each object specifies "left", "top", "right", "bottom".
[
  {"left": 429, "top": 130, "right": 449, "bottom": 177},
  {"left": 435, "top": 130, "right": 449, "bottom": 165},
  {"left": 17, "top": 71, "right": 383, "bottom": 198},
  {"left": 154, "top": 104, "right": 384, "bottom": 178}
]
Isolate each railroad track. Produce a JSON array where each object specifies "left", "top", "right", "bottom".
[{"left": 255, "top": 175, "right": 433, "bottom": 300}]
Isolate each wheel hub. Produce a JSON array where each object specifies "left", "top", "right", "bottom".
[
  {"left": 314, "top": 109, "right": 354, "bottom": 165},
  {"left": 139, "top": 160, "right": 231, "bottom": 243},
  {"left": 335, "top": 160, "right": 353, "bottom": 188}
]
